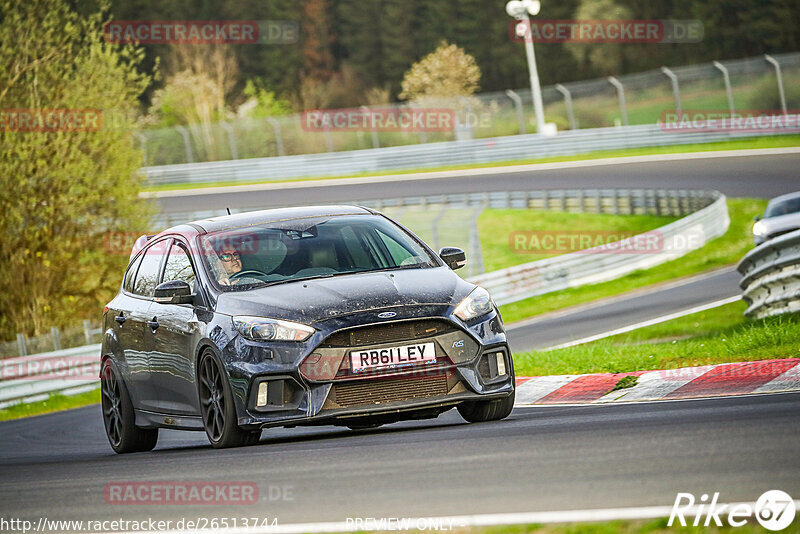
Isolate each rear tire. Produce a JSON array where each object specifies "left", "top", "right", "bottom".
[
  {"left": 198, "top": 351, "right": 261, "bottom": 449},
  {"left": 101, "top": 359, "right": 158, "bottom": 454},
  {"left": 457, "top": 391, "right": 515, "bottom": 423}
]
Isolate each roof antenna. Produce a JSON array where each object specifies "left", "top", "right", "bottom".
[{"left": 226, "top": 207, "right": 231, "bottom": 215}]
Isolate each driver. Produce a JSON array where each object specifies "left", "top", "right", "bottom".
[{"left": 216, "top": 248, "right": 243, "bottom": 286}]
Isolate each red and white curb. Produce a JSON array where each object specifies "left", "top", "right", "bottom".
[{"left": 514, "top": 358, "right": 800, "bottom": 405}]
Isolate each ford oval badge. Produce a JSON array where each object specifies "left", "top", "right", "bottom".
[{"left": 377, "top": 312, "right": 397, "bottom": 319}]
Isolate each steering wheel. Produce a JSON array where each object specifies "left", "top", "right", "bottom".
[{"left": 229, "top": 269, "right": 268, "bottom": 282}]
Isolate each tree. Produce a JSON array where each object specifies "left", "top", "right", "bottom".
[
  {"left": 399, "top": 41, "right": 481, "bottom": 102},
  {"left": 566, "top": 0, "right": 635, "bottom": 76},
  {"left": 0, "top": 0, "right": 153, "bottom": 339},
  {"left": 149, "top": 44, "right": 239, "bottom": 160}
]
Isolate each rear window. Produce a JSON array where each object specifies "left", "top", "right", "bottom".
[{"left": 198, "top": 214, "right": 436, "bottom": 290}]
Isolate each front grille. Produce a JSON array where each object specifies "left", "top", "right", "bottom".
[
  {"left": 331, "top": 374, "right": 449, "bottom": 408},
  {"left": 321, "top": 319, "right": 454, "bottom": 348}
]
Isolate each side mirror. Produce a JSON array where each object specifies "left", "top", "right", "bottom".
[
  {"left": 154, "top": 280, "right": 194, "bottom": 304},
  {"left": 440, "top": 247, "right": 466, "bottom": 270}
]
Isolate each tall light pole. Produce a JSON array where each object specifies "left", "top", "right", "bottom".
[{"left": 506, "top": 0, "right": 552, "bottom": 135}]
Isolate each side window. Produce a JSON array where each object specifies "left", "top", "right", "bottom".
[
  {"left": 375, "top": 228, "right": 416, "bottom": 265},
  {"left": 163, "top": 241, "right": 196, "bottom": 292},
  {"left": 123, "top": 253, "right": 143, "bottom": 293},
  {"left": 133, "top": 242, "right": 165, "bottom": 297},
  {"left": 339, "top": 225, "right": 374, "bottom": 270}
]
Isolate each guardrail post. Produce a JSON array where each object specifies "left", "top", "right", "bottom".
[
  {"left": 661, "top": 67, "right": 682, "bottom": 117},
  {"left": 135, "top": 132, "right": 147, "bottom": 166},
  {"left": 607, "top": 77, "right": 629, "bottom": 126},
  {"left": 16, "top": 333, "right": 27, "bottom": 356},
  {"left": 554, "top": 84, "right": 578, "bottom": 130},
  {"left": 505, "top": 90, "right": 526, "bottom": 134},
  {"left": 220, "top": 122, "right": 238, "bottom": 160},
  {"left": 468, "top": 204, "right": 486, "bottom": 277},
  {"left": 712, "top": 61, "right": 736, "bottom": 117},
  {"left": 267, "top": 118, "right": 286, "bottom": 157},
  {"left": 359, "top": 106, "right": 380, "bottom": 148},
  {"left": 764, "top": 55, "right": 788, "bottom": 116},
  {"left": 50, "top": 326, "right": 61, "bottom": 351},
  {"left": 175, "top": 126, "right": 194, "bottom": 164},
  {"left": 431, "top": 206, "right": 448, "bottom": 252},
  {"left": 83, "top": 320, "right": 93, "bottom": 345}
]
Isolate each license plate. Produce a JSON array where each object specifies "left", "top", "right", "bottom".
[{"left": 350, "top": 342, "right": 436, "bottom": 373}]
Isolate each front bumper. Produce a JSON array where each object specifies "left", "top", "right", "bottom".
[{"left": 218, "top": 307, "right": 514, "bottom": 428}]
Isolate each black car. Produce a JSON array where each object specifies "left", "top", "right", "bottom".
[{"left": 100, "top": 205, "right": 515, "bottom": 452}]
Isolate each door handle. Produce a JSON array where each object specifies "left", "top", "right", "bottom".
[
  {"left": 147, "top": 318, "right": 160, "bottom": 331},
  {"left": 114, "top": 313, "right": 126, "bottom": 325}
]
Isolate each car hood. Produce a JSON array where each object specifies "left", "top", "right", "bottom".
[{"left": 214, "top": 266, "right": 474, "bottom": 324}]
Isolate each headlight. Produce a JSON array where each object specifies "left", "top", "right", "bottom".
[
  {"left": 753, "top": 221, "right": 767, "bottom": 236},
  {"left": 233, "top": 316, "right": 315, "bottom": 342},
  {"left": 454, "top": 287, "right": 494, "bottom": 321}
]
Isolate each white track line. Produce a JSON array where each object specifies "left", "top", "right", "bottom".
[
  {"left": 141, "top": 146, "right": 800, "bottom": 199},
  {"left": 126, "top": 501, "right": 800, "bottom": 533},
  {"left": 544, "top": 295, "right": 741, "bottom": 351}
]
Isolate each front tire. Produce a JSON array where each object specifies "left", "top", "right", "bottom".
[
  {"left": 198, "top": 351, "right": 261, "bottom": 449},
  {"left": 101, "top": 359, "right": 158, "bottom": 454},
  {"left": 457, "top": 391, "right": 515, "bottom": 423}
]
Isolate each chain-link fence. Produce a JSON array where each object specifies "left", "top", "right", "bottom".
[
  {"left": 0, "top": 320, "right": 103, "bottom": 359},
  {"left": 138, "top": 52, "right": 800, "bottom": 166}
]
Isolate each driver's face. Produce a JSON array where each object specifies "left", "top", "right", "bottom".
[{"left": 219, "top": 249, "right": 242, "bottom": 275}]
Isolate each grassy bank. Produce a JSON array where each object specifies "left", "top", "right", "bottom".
[
  {"left": 0, "top": 388, "right": 100, "bottom": 422},
  {"left": 466, "top": 517, "right": 799, "bottom": 534},
  {"left": 497, "top": 198, "right": 766, "bottom": 324},
  {"left": 513, "top": 301, "right": 800, "bottom": 376}
]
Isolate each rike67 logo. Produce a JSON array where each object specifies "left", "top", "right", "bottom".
[{"left": 669, "top": 490, "right": 796, "bottom": 530}]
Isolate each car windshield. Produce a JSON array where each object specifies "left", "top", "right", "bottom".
[
  {"left": 199, "top": 214, "right": 436, "bottom": 290},
  {"left": 764, "top": 197, "right": 800, "bottom": 218}
]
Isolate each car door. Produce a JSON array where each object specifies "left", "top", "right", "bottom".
[
  {"left": 147, "top": 238, "right": 203, "bottom": 415},
  {"left": 117, "top": 241, "right": 167, "bottom": 412}
]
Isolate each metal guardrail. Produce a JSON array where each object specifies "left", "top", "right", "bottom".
[
  {"left": 738, "top": 229, "right": 800, "bottom": 319},
  {"left": 469, "top": 190, "right": 729, "bottom": 305},
  {"left": 140, "top": 124, "right": 796, "bottom": 186},
  {"left": 0, "top": 344, "right": 101, "bottom": 409},
  {"left": 2, "top": 188, "right": 728, "bottom": 407}
]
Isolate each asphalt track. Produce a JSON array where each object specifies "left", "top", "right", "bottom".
[
  {"left": 1, "top": 152, "right": 798, "bottom": 528},
  {"left": 1, "top": 393, "right": 798, "bottom": 526},
  {"left": 507, "top": 267, "right": 741, "bottom": 353},
  {"left": 152, "top": 152, "right": 800, "bottom": 214}
]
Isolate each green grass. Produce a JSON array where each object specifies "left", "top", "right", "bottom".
[
  {"left": 477, "top": 210, "right": 676, "bottom": 273},
  {"left": 465, "top": 517, "right": 800, "bottom": 534},
  {"left": 0, "top": 388, "right": 100, "bottom": 422},
  {"left": 498, "top": 198, "right": 767, "bottom": 324},
  {"left": 141, "top": 135, "right": 799, "bottom": 193},
  {"left": 513, "top": 301, "right": 800, "bottom": 376}
]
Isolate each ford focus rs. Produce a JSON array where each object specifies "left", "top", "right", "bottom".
[{"left": 100, "top": 206, "right": 515, "bottom": 452}]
